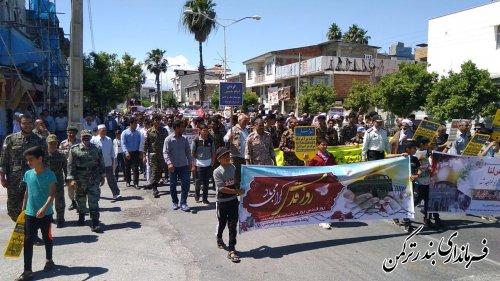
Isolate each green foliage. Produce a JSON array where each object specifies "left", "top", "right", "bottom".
[
  {"left": 342, "top": 24, "right": 371, "bottom": 45},
  {"left": 141, "top": 99, "right": 153, "bottom": 107},
  {"left": 426, "top": 61, "right": 500, "bottom": 121},
  {"left": 327, "top": 23, "right": 342, "bottom": 40},
  {"left": 83, "top": 52, "right": 144, "bottom": 113},
  {"left": 162, "top": 92, "right": 179, "bottom": 109},
  {"left": 374, "top": 62, "right": 437, "bottom": 117},
  {"left": 182, "top": 0, "right": 217, "bottom": 43},
  {"left": 210, "top": 86, "right": 219, "bottom": 109},
  {"left": 144, "top": 49, "right": 168, "bottom": 106},
  {"left": 242, "top": 92, "right": 259, "bottom": 112},
  {"left": 182, "top": 0, "right": 217, "bottom": 104},
  {"left": 298, "top": 83, "right": 336, "bottom": 115},
  {"left": 343, "top": 81, "right": 375, "bottom": 113}
]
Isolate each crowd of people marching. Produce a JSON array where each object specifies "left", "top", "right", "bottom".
[{"left": 1, "top": 105, "right": 498, "bottom": 280}]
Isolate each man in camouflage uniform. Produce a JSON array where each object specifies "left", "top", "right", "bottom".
[
  {"left": 59, "top": 126, "right": 80, "bottom": 210},
  {"left": 276, "top": 115, "right": 286, "bottom": 148},
  {"left": 245, "top": 118, "right": 276, "bottom": 165},
  {"left": 144, "top": 114, "right": 169, "bottom": 198},
  {"left": 45, "top": 134, "right": 67, "bottom": 228},
  {"left": 223, "top": 114, "right": 249, "bottom": 187},
  {"left": 315, "top": 115, "right": 328, "bottom": 140},
  {"left": 33, "top": 118, "right": 50, "bottom": 140},
  {"left": 279, "top": 117, "right": 304, "bottom": 166},
  {"left": 67, "top": 129, "right": 105, "bottom": 232},
  {"left": 340, "top": 112, "right": 358, "bottom": 145},
  {"left": 264, "top": 114, "right": 279, "bottom": 149},
  {"left": 1, "top": 115, "right": 45, "bottom": 222}
]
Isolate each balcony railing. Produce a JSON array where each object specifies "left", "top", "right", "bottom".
[
  {"left": 275, "top": 56, "right": 400, "bottom": 80},
  {"left": 254, "top": 74, "right": 265, "bottom": 83}
]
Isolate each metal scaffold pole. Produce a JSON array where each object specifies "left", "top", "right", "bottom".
[{"left": 68, "top": 0, "right": 83, "bottom": 131}]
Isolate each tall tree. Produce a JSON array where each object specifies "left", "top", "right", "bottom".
[
  {"left": 374, "top": 62, "right": 437, "bottom": 117},
  {"left": 342, "top": 24, "right": 371, "bottom": 45},
  {"left": 182, "top": 0, "right": 217, "bottom": 105},
  {"left": 343, "top": 81, "right": 375, "bottom": 113},
  {"left": 144, "top": 49, "right": 168, "bottom": 108},
  {"left": 327, "top": 23, "right": 342, "bottom": 41},
  {"left": 83, "top": 52, "right": 145, "bottom": 113},
  {"left": 298, "top": 83, "right": 336, "bottom": 115},
  {"left": 426, "top": 61, "right": 500, "bottom": 121}
]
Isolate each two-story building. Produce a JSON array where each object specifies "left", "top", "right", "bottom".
[
  {"left": 243, "top": 40, "right": 401, "bottom": 112},
  {"left": 172, "top": 67, "right": 223, "bottom": 106},
  {"left": 427, "top": 1, "right": 500, "bottom": 84}
]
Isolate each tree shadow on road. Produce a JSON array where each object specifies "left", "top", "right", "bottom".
[
  {"left": 190, "top": 204, "right": 216, "bottom": 214},
  {"left": 100, "top": 206, "right": 122, "bottom": 212},
  {"left": 240, "top": 232, "right": 408, "bottom": 259},
  {"left": 102, "top": 221, "right": 142, "bottom": 232},
  {"left": 54, "top": 235, "right": 99, "bottom": 246},
  {"left": 433, "top": 219, "right": 499, "bottom": 231},
  {"left": 330, "top": 222, "right": 368, "bottom": 228},
  {"left": 101, "top": 196, "right": 144, "bottom": 201},
  {"left": 34, "top": 264, "right": 108, "bottom": 280}
]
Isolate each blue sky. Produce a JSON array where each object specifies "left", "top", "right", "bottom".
[{"left": 55, "top": 0, "right": 490, "bottom": 89}]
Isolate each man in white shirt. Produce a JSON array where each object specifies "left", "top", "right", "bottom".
[
  {"left": 362, "top": 115, "right": 391, "bottom": 161},
  {"left": 92, "top": 124, "right": 121, "bottom": 199},
  {"left": 82, "top": 114, "right": 98, "bottom": 134}
]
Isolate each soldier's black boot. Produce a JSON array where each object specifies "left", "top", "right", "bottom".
[
  {"left": 77, "top": 213, "right": 85, "bottom": 226},
  {"left": 91, "top": 219, "right": 101, "bottom": 233},
  {"left": 68, "top": 199, "right": 78, "bottom": 210},
  {"left": 152, "top": 184, "right": 160, "bottom": 198}
]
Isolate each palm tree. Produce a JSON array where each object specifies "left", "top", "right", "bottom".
[
  {"left": 145, "top": 49, "right": 168, "bottom": 107},
  {"left": 327, "top": 23, "right": 342, "bottom": 41},
  {"left": 342, "top": 24, "right": 371, "bottom": 45},
  {"left": 182, "top": 0, "right": 217, "bottom": 105}
]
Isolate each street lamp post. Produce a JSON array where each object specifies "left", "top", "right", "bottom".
[{"left": 183, "top": 8, "right": 261, "bottom": 83}]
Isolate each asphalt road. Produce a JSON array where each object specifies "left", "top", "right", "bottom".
[{"left": 1, "top": 177, "right": 499, "bottom": 281}]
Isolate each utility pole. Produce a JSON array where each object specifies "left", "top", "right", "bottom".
[{"left": 68, "top": 0, "right": 83, "bottom": 131}]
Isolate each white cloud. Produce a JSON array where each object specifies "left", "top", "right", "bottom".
[{"left": 141, "top": 55, "right": 196, "bottom": 90}]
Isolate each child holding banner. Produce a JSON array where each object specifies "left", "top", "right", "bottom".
[
  {"left": 213, "top": 147, "right": 245, "bottom": 263},
  {"left": 304, "top": 138, "right": 338, "bottom": 229},
  {"left": 17, "top": 146, "right": 57, "bottom": 281},
  {"left": 395, "top": 140, "right": 420, "bottom": 233},
  {"left": 414, "top": 137, "right": 442, "bottom": 228}
]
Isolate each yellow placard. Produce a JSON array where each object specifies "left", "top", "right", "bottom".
[
  {"left": 462, "top": 134, "right": 490, "bottom": 156},
  {"left": 413, "top": 119, "right": 440, "bottom": 141},
  {"left": 492, "top": 109, "right": 500, "bottom": 141},
  {"left": 294, "top": 126, "right": 317, "bottom": 161},
  {"left": 4, "top": 210, "right": 26, "bottom": 258}
]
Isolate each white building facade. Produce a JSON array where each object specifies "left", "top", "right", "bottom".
[{"left": 427, "top": 2, "right": 500, "bottom": 80}]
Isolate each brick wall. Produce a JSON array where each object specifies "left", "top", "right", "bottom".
[{"left": 333, "top": 74, "right": 370, "bottom": 100}]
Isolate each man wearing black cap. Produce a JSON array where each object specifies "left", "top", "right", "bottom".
[
  {"left": 315, "top": 115, "right": 328, "bottom": 140},
  {"left": 340, "top": 112, "right": 358, "bottom": 145}
]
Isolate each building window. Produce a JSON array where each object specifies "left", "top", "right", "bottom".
[
  {"left": 497, "top": 25, "right": 500, "bottom": 49},
  {"left": 364, "top": 54, "right": 373, "bottom": 60},
  {"left": 266, "top": 62, "right": 273, "bottom": 75},
  {"left": 247, "top": 68, "right": 253, "bottom": 79}
]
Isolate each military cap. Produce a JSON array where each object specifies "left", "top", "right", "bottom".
[
  {"left": 81, "top": 129, "right": 93, "bottom": 137},
  {"left": 47, "top": 134, "right": 58, "bottom": 143},
  {"left": 67, "top": 126, "right": 79, "bottom": 132}
]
